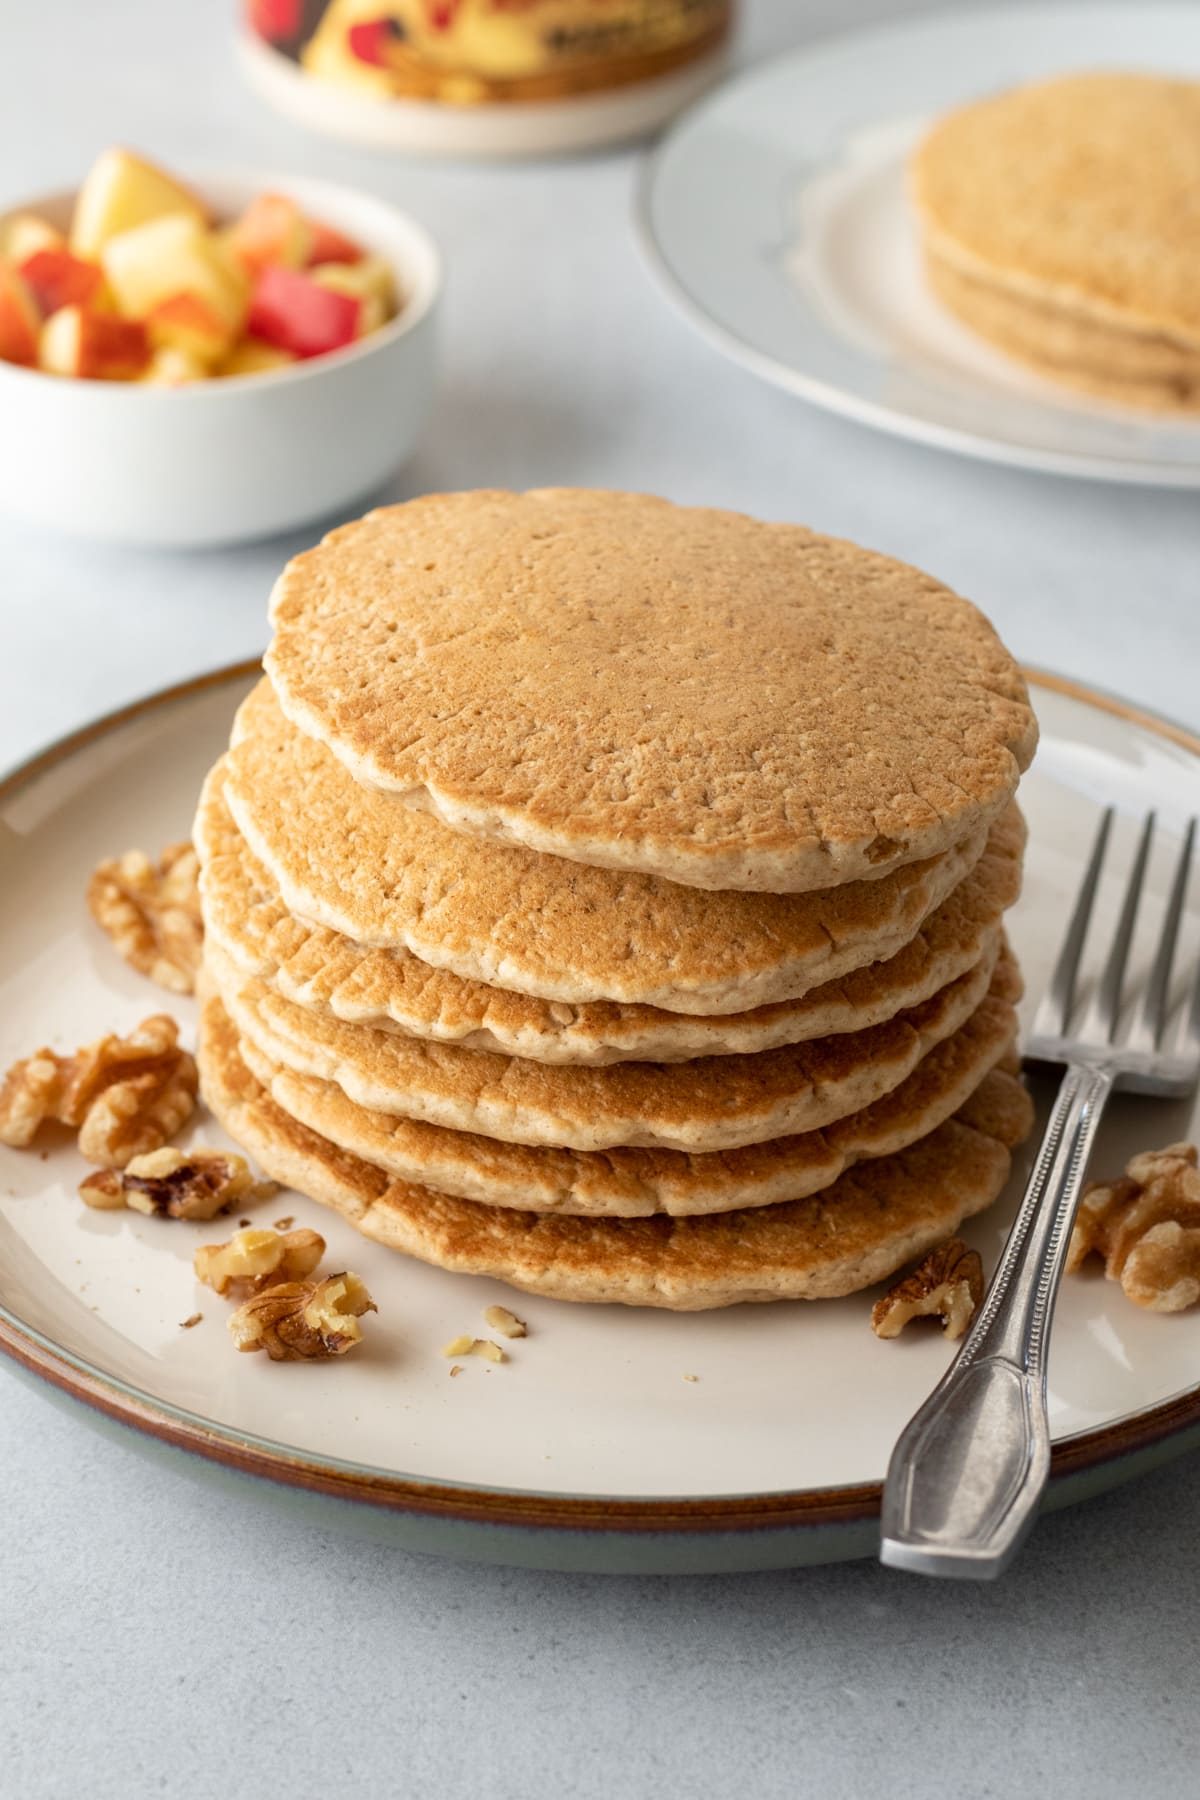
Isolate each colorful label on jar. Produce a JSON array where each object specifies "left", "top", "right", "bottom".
[{"left": 247, "top": 1, "right": 733, "bottom": 105}]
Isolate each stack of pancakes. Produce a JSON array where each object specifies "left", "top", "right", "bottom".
[
  {"left": 913, "top": 72, "right": 1200, "bottom": 411},
  {"left": 195, "top": 489, "right": 1038, "bottom": 1310}
]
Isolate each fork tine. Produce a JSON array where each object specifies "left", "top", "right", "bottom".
[
  {"left": 1127, "top": 817, "right": 1196, "bottom": 1052},
  {"left": 1037, "top": 806, "right": 1113, "bottom": 1036},
  {"left": 1082, "top": 811, "right": 1155, "bottom": 1042},
  {"left": 1178, "top": 825, "right": 1200, "bottom": 1061},
  {"left": 1184, "top": 942, "right": 1200, "bottom": 1062}
]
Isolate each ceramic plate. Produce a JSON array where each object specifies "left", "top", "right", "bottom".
[
  {"left": 638, "top": 5, "right": 1200, "bottom": 486},
  {"left": 1, "top": 665, "right": 1198, "bottom": 1574}
]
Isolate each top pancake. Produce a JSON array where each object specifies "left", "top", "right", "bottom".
[
  {"left": 221, "top": 682, "right": 992, "bottom": 1015},
  {"left": 264, "top": 490, "right": 1035, "bottom": 892},
  {"left": 913, "top": 73, "right": 1200, "bottom": 347}
]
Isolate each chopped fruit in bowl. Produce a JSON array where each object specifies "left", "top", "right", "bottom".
[
  {"left": 39, "top": 306, "right": 150, "bottom": 381},
  {"left": 0, "top": 161, "right": 439, "bottom": 545},
  {"left": 0, "top": 146, "right": 402, "bottom": 385},
  {"left": 0, "top": 265, "right": 41, "bottom": 366}
]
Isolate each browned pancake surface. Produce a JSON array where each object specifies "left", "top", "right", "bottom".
[{"left": 264, "top": 490, "right": 1034, "bottom": 891}]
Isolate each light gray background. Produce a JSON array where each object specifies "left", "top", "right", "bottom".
[{"left": 1, "top": 3, "right": 1198, "bottom": 1795}]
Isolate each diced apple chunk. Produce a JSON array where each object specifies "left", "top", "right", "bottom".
[
  {"left": 218, "top": 336, "right": 296, "bottom": 377},
  {"left": 19, "top": 249, "right": 105, "bottom": 317},
  {"left": 0, "top": 213, "right": 66, "bottom": 264},
  {"left": 309, "top": 255, "right": 395, "bottom": 334},
  {"left": 147, "top": 292, "right": 237, "bottom": 362},
  {"left": 71, "top": 147, "right": 208, "bottom": 258},
  {"left": 141, "top": 345, "right": 207, "bottom": 385},
  {"left": 39, "top": 305, "right": 149, "bottom": 379},
  {"left": 225, "top": 193, "right": 313, "bottom": 276},
  {"left": 102, "top": 214, "right": 247, "bottom": 337},
  {"left": 0, "top": 266, "right": 41, "bottom": 365},
  {"left": 247, "top": 265, "right": 361, "bottom": 358}
]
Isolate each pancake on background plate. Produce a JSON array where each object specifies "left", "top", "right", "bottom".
[{"left": 913, "top": 72, "right": 1200, "bottom": 409}]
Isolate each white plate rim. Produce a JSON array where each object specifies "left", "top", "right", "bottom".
[
  {"left": 1, "top": 661, "right": 1200, "bottom": 1550},
  {"left": 635, "top": 4, "right": 1200, "bottom": 489}
]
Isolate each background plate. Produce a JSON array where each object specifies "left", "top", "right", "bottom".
[
  {"left": 639, "top": 4, "right": 1200, "bottom": 486},
  {"left": 0, "top": 666, "right": 1198, "bottom": 1572}
]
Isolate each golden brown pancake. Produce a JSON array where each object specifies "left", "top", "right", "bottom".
[
  {"left": 207, "top": 937, "right": 1009, "bottom": 1153},
  {"left": 197, "top": 991, "right": 1033, "bottom": 1308},
  {"left": 926, "top": 255, "right": 1200, "bottom": 412},
  {"left": 914, "top": 73, "right": 1200, "bottom": 348},
  {"left": 263, "top": 490, "right": 1035, "bottom": 891},
  {"left": 235, "top": 965, "right": 1020, "bottom": 1216},
  {"left": 197, "top": 760, "right": 1025, "bottom": 1064},
  {"left": 221, "top": 681, "right": 994, "bottom": 1015}
]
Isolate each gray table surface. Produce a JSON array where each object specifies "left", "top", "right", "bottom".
[{"left": 2, "top": 2, "right": 1198, "bottom": 1794}]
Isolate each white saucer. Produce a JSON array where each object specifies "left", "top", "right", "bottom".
[{"left": 638, "top": 5, "right": 1200, "bottom": 486}]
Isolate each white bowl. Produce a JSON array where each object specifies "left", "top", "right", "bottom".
[{"left": 0, "top": 171, "right": 440, "bottom": 548}]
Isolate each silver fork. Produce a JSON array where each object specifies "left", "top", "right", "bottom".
[{"left": 879, "top": 807, "right": 1200, "bottom": 1580}]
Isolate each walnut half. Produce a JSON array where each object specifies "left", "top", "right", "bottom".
[
  {"left": 872, "top": 1238, "right": 984, "bottom": 1340},
  {"left": 194, "top": 1224, "right": 325, "bottom": 1298},
  {"left": 1068, "top": 1142, "right": 1200, "bottom": 1313},
  {"left": 86, "top": 841, "right": 203, "bottom": 995},
  {"left": 81, "top": 1146, "right": 274, "bottom": 1221},
  {"left": 228, "top": 1273, "right": 376, "bottom": 1361},
  {"left": 0, "top": 1015, "right": 197, "bottom": 1167}
]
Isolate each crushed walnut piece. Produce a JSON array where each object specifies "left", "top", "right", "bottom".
[
  {"left": 80, "top": 1146, "right": 273, "bottom": 1220},
  {"left": 440, "top": 1334, "right": 504, "bottom": 1363},
  {"left": 194, "top": 1224, "right": 325, "bottom": 1298},
  {"left": 483, "top": 1305, "right": 527, "bottom": 1339},
  {"left": 1068, "top": 1142, "right": 1200, "bottom": 1313},
  {"left": 872, "top": 1238, "right": 984, "bottom": 1340},
  {"left": 228, "top": 1272, "right": 375, "bottom": 1361},
  {"left": 0, "top": 1015, "right": 197, "bottom": 1167},
  {"left": 86, "top": 842, "right": 203, "bottom": 995}
]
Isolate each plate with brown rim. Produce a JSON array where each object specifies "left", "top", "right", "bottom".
[{"left": 1, "top": 663, "right": 1198, "bottom": 1574}]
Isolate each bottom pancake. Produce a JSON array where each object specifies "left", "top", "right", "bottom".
[
  {"left": 926, "top": 254, "right": 1200, "bottom": 411},
  {"left": 197, "top": 993, "right": 1034, "bottom": 1310}
]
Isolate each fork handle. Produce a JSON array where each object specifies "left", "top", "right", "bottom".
[{"left": 879, "top": 1060, "right": 1114, "bottom": 1579}]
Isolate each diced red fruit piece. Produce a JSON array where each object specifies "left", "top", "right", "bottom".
[
  {"left": 304, "top": 217, "right": 365, "bottom": 267},
  {"left": 249, "top": 0, "right": 303, "bottom": 42},
  {"left": 0, "top": 266, "right": 41, "bottom": 365},
  {"left": 247, "top": 265, "right": 361, "bottom": 359},
  {"left": 347, "top": 19, "right": 395, "bottom": 66},
  {"left": 18, "top": 248, "right": 104, "bottom": 316}
]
